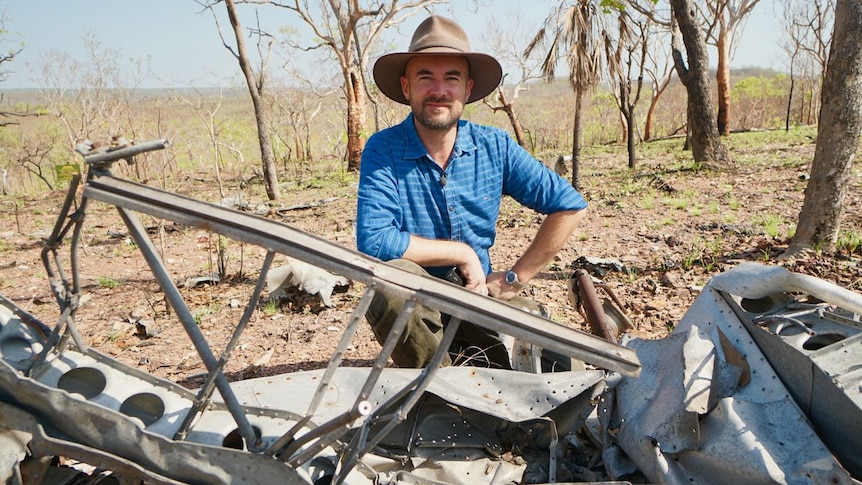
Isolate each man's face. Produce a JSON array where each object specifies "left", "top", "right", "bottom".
[{"left": 401, "top": 55, "right": 473, "bottom": 131}]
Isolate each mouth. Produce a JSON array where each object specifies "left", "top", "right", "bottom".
[{"left": 423, "top": 98, "right": 451, "bottom": 110}]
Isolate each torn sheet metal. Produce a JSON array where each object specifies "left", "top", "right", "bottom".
[
  {"left": 229, "top": 367, "right": 607, "bottom": 484},
  {"left": 715, "top": 263, "right": 862, "bottom": 478},
  {"left": 600, "top": 262, "right": 861, "bottom": 484},
  {"left": 1, "top": 291, "right": 611, "bottom": 484},
  {"left": 230, "top": 367, "right": 605, "bottom": 424}
]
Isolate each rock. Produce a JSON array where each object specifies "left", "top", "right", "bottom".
[
  {"left": 661, "top": 272, "right": 681, "bottom": 288},
  {"left": 646, "top": 299, "right": 668, "bottom": 311}
]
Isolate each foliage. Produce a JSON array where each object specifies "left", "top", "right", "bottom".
[
  {"left": 0, "top": 69, "right": 827, "bottom": 198},
  {"left": 97, "top": 276, "right": 120, "bottom": 290}
]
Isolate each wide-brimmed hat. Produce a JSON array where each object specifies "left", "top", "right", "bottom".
[{"left": 373, "top": 15, "right": 503, "bottom": 105}]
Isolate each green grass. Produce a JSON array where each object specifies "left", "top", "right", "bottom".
[
  {"left": 837, "top": 231, "right": 861, "bottom": 255},
  {"left": 97, "top": 276, "right": 120, "bottom": 289},
  {"left": 754, "top": 214, "right": 784, "bottom": 238},
  {"left": 262, "top": 299, "right": 279, "bottom": 316},
  {"left": 662, "top": 196, "right": 690, "bottom": 210},
  {"left": 192, "top": 305, "right": 220, "bottom": 325},
  {"left": 635, "top": 195, "right": 657, "bottom": 210}
]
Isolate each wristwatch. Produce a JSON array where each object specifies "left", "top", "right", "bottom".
[{"left": 505, "top": 269, "right": 524, "bottom": 289}]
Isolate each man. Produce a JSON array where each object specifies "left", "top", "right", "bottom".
[{"left": 356, "top": 15, "right": 587, "bottom": 368}]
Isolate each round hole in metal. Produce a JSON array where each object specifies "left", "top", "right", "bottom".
[
  {"left": 740, "top": 296, "right": 777, "bottom": 314},
  {"left": 776, "top": 322, "right": 808, "bottom": 337},
  {"left": 57, "top": 367, "right": 106, "bottom": 399},
  {"left": 0, "top": 336, "right": 35, "bottom": 362},
  {"left": 223, "top": 426, "right": 262, "bottom": 450},
  {"left": 120, "top": 393, "right": 165, "bottom": 427},
  {"left": 802, "top": 333, "right": 845, "bottom": 351}
]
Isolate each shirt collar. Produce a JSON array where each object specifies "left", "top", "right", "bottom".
[{"left": 401, "top": 114, "right": 477, "bottom": 161}]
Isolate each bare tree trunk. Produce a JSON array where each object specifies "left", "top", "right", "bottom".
[
  {"left": 715, "top": 29, "right": 731, "bottom": 135},
  {"left": 788, "top": 0, "right": 862, "bottom": 254},
  {"left": 492, "top": 86, "right": 527, "bottom": 149},
  {"left": 224, "top": 0, "right": 280, "bottom": 201},
  {"left": 571, "top": 87, "right": 585, "bottom": 191},
  {"left": 643, "top": 69, "right": 672, "bottom": 141},
  {"left": 669, "top": 0, "right": 732, "bottom": 170},
  {"left": 626, "top": 112, "right": 637, "bottom": 169},
  {"left": 785, "top": 60, "right": 795, "bottom": 131},
  {"left": 345, "top": 67, "right": 366, "bottom": 172}
]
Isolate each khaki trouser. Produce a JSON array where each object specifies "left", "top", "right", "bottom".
[{"left": 365, "top": 259, "right": 546, "bottom": 369}]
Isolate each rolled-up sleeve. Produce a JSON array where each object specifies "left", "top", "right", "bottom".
[
  {"left": 501, "top": 134, "right": 587, "bottom": 214},
  {"left": 356, "top": 136, "right": 411, "bottom": 261}
]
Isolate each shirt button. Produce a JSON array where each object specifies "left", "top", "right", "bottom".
[{"left": 448, "top": 205, "right": 455, "bottom": 212}]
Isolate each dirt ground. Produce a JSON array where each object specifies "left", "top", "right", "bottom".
[{"left": 1, "top": 137, "right": 860, "bottom": 387}]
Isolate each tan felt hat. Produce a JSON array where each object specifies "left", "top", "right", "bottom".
[{"left": 373, "top": 15, "right": 503, "bottom": 105}]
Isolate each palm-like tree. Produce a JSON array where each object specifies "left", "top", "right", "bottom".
[{"left": 527, "top": 0, "right": 609, "bottom": 190}]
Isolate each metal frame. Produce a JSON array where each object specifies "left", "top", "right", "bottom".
[{"left": 31, "top": 139, "right": 639, "bottom": 480}]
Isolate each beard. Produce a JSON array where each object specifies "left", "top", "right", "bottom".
[{"left": 412, "top": 96, "right": 463, "bottom": 131}]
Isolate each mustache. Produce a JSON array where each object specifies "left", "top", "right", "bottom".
[{"left": 423, "top": 95, "right": 452, "bottom": 104}]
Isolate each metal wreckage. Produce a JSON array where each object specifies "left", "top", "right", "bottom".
[{"left": 1, "top": 140, "right": 860, "bottom": 485}]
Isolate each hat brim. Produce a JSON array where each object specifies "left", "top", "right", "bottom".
[{"left": 373, "top": 51, "right": 503, "bottom": 105}]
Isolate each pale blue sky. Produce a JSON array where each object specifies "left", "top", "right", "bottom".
[{"left": 1, "top": 0, "right": 784, "bottom": 90}]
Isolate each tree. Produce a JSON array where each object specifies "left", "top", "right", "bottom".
[
  {"left": 641, "top": 29, "right": 675, "bottom": 142},
  {"left": 528, "top": 0, "right": 610, "bottom": 190},
  {"left": 36, "top": 33, "right": 148, "bottom": 180},
  {"left": 264, "top": 0, "right": 446, "bottom": 173},
  {"left": 481, "top": 15, "right": 548, "bottom": 150},
  {"left": 786, "top": 0, "right": 862, "bottom": 255},
  {"left": 669, "top": 0, "right": 732, "bottom": 169},
  {"left": 0, "top": 9, "right": 23, "bottom": 86},
  {"left": 703, "top": 0, "right": 761, "bottom": 135},
  {"left": 0, "top": 10, "right": 37, "bottom": 130},
  {"left": 175, "top": 87, "right": 229, "bottom": 199},
  {"left": 700, "top": 0, "right": 762, "bottom": 135},
  {"left": 605, "top": 10, "right": 649, "bottom": 168},
  {"left": 200, "top": 0, "right": 282, "bottom": 201},
  {"left": 780, "top": 0, "right": 835, "bottom": 129}
]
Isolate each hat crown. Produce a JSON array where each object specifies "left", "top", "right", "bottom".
[
  {"left": 408, "top": 16, "right": 470, "bottom": 54},
  {"left": 372, "top": 15, "right": 502, "bottom": 105}
]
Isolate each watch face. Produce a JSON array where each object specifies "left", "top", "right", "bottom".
[{"left": 506, "top": 270, "right": 516, "bottom": 284}]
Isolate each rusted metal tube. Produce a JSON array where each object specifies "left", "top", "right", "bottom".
[{"left": 574, "top": 269, "right": 618, "bottom": 344}]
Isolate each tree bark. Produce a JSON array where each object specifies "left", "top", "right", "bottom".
[
  {"left": 345, "top": 66, "right": 366, "bottom": 172},
  {"left": 715, "top": 27, "right": 731, "bottom": 135},
  {"left": 788, "top": 0, "right": 862, "bottom": 253},
  {"left": 497, "top": 88, "right": 528, "bottom": 148},
  {"left": 571, "top": 87, "right": 584, "bottom": 191},
  {"left": 785, "top": 56, "right": 796, "bottom": 131},
  {"left": 669, "top": 0, "right": 732, "bottom": 170},
  {"left": 643, "top": 69, "right": 672, "bottom": 141},
  {"left": 225, "top": 0, "right": 280, "bottom": 201}
]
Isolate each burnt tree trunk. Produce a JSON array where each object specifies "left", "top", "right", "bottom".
[
  {"left": 345, "top": 67, "right": 366, "bottom": 172},
  {"left": 669, "top": 0, "right": 732, "bottom": 170},
  {"left": 715, "top": 28, "right": 731, "bottom": 135},
  {"left": 788, "top": 0, "right": 862, "bottom": 253},
  {"left": 225, "top": 0, "right": 281, "bottom": 201}
]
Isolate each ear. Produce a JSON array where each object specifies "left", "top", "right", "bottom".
[{"left": 465, "top": 78, "right": 474, "bottom": 101}]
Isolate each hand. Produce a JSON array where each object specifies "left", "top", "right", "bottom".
[
  {"left": 486, "top": 271, "right": 519, "bottom": 300},
  {"left": 457, "top": 258, "right": 488, "bottom": 295}
]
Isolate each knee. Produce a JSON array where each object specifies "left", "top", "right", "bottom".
[{"left": 386, "top": 258, "right": 426, "bottom": 275}]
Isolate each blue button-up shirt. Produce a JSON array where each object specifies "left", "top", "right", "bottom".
[{"left": 356, "top": 114, "right": 587, "bottom": 278}]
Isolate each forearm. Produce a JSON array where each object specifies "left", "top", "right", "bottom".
[
  {"left": 401, "top": 235, "right": 476, "bottom": 268},
  {"left": 402, "top": 236, "right": 487, "bottom": 291},
  {"left": 513, "top": 209, "right": 585, "bottom": 282}
]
